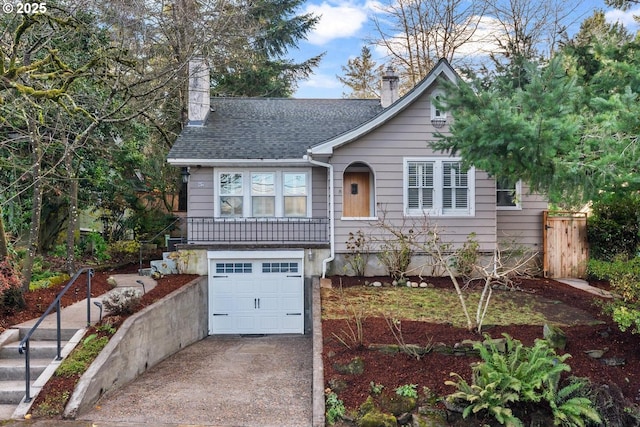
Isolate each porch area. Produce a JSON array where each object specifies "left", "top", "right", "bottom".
[{"left": 185, "top": 217, "right": 330, "bottom": 245}]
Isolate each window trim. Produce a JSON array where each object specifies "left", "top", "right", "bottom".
[
  {"left": 496, "top": 178, "right": 522, "bottom": 211},
  {"left": 431, "top": 90, "right": 447, "bottom": 121},
  {"left": 215, "top": 169, "right": 312, "bottom": 218},
  {"left": 403, "top": 157, "right": 475, "bottom": 217}
]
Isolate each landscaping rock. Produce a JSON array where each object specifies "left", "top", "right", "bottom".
[
  {"left": 410, "top": 281, "right": 419, "bottom": 288},
  {"left": 543, "top": 324, "right": 567, "bottom": 350},
  {"left": 328, "top": 378, "right": 348, "bottom": 393},
  {"left": 380, "top": 394, "right": 417, "bottom": 416},
  {"left": 483, "top": 337, "right": 507, "bottom": 353},
  {"left": 371, "top": 281, "right": 383, "bottom": 287},
  {"left": 358, "top": 410, "right": 397, "bottom": 427},
  {"left": 412, "top": 411, "right": 449, "bottom": 427},
  {"left": 418, "top": 281, "right": 432, "bottom": 288},
  {"left": 369, "top": 343, "right": 400, "bottom": 354},
  {"left": 584, "top": 349, "right": 606, "bottom": 359},
  {"left": 334, "top": 356, "right": 365, "bottom": 375},
  {"left": 601, "top": 357, "right": 626, "bottom": 366}
]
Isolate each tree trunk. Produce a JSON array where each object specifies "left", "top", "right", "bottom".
[
  {"left": 0, "top": 209, "right": 7, "bottom": 260},
  {"left": 65, "top": 140, "right": 78, "bottom": 275},
  {"left": 21, "top": 123, "right": 44, "bottom": 292}
]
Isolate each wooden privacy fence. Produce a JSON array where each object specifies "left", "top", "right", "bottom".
[{"left": 543, "top": 211, "right": 588, "bottom": 278}]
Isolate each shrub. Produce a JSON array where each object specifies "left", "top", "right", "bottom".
[
  {"left": 325, "top": 390, "right": 346, "bottom": 425},
  {"left": 78, "top": 232, "right": 111, "bottom": 262},
  {"left": 377, "top": 230, "right": 413, "bottom": 281},
  {"left": 344, "top": 230, "right": 371, "bottom": 276},
  {"left": 102, "top": 288, "right": 142, "bottom": 315},
  {"left": 0, "top": 258, "right": 24, "bottom": 312},
  {"left": 107, "top": 240, "right": 141, "bottom": 263},
  {"left": 588, "top": 257, "right": 640, "bottom": 334},
  {"left": 587, "top": 193, "right": 640, "bottom": 261},
  {"left": 446, "top": 334, "right": 601, "bottom": 426},
  {"left": 395, "top": 383, "right": 418, "bottom": 399},
  {"left": 451, "top": 232, "right": 480, "bottom": 282}
]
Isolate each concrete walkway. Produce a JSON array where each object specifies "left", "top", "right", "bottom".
[
  {"left": 555, "top": 278, "right": 615, "bottom": 298},
  {"left": 15, "top": 274, "right": 157, "bottom": 331}
]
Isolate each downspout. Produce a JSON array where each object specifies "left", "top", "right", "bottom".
[{"left": 304, "top": 154, "right": 334, "bottom": 278}]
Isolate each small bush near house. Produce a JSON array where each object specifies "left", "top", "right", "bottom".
[
  {"left": 377, "top": 230, "right": 413, "bottom": 281},
  {"left": 102, "top": 288, "right": 142, "bottom": 315},
  {"left": 589, "top": 257, "right": 640, "bottom": 334},
  {"left": 344, "top": 230, "right": 370, "bottom": 276},
  {"left": 587, "top": 193, "right": 640, "bottom": 261}
]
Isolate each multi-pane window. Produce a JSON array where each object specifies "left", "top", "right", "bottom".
[
  {"left": 220, "top": 173, "right": 243, "bottom": 217},
  {"left": 284, "top": 172, "right": 307, "bottom": 217},
  {"left": 443, "top": 161, "right": 468, "bottom": 211},
  {"left": 251, "top": 173, "right": 275, "bottom": 217},
  {"left": 496, "top": 178, "right": 521, "bottom": 209},
  {"left": 407, "top": 162, "right": 434, "bottom": 210},
  {"left": 217, "top": 170, "right": 309, "bottom": 217},
  {"left": 405, "top": 158, "right": 474, "bottom": 216}
]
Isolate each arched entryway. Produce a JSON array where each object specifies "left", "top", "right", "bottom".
[{"left": 343, "top": 163, "right": 375, "bottom": 218}]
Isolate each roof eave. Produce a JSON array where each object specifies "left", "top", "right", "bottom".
[{"left": 167, "top": 158, "right": 310, "bottom": 167}]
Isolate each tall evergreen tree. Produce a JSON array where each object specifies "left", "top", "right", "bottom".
[
  {"left": 212, "top": 0, "right": 324, "bottom": 97},
  {"left": 337, "top": 46, "right": 382, "bottom": 99},
  {"left": 433, "top": 12, "right": 640, "bottom": 207}
]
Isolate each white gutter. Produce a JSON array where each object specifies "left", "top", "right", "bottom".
[{"left": 304, "top": 154, "right": 334, "bottom": 278}]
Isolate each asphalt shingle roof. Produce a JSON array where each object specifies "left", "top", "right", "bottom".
[{"left": 167, "top": 97, "right": 383, "bottom": 160}]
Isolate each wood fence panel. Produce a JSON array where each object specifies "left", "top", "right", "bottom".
[{"left": 543, "top": 211, "right": 588, "bottom": 278}]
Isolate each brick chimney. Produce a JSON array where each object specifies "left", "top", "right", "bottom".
[
  {"left": 187, "top": 57, "right": 210, "bottom": 126},
  {"left": 381, "top": 66, "right": 399, "bottom": 108}
]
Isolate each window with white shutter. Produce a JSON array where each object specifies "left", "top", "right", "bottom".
[{"left": 404, "top": 158, "right": 474, "bottom": 216}]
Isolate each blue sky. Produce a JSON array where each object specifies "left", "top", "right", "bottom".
[{"left": 290, "top": 0, "right": 640, "bottom": 98}]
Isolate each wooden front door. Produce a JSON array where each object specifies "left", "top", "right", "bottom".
[{"left": 343, "top": 172, "right": 370, "bottom": 217}]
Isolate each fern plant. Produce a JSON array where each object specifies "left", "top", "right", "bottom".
[
  {"left": 546, "top": 377, "right": 602, "bottom": 427},
  {"left": 446, "top": 334, "right": 601, "bottom": 426}
]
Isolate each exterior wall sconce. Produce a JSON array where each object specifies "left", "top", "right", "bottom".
[
  {"left": 307, "top": 249, "right": 314, "bottom": 261},
  {"left": 181, "top": 167, "right": 191, "bottom": 183}
]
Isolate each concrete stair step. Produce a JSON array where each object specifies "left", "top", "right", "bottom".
[
  {"left": 0, "top": 358, "right": 49, "bottom": 381},
  {"left": 17, "top": 327, "right": 78, "bottom": 342},
  {"left": 0, "top": 403, "right": 16, "bottom": 419},
  {"left": 0, "top": 341, "right": 60, "bottom": 360},
  {"left": 0, "top": 381, "right": 26, "bottom": 404}
]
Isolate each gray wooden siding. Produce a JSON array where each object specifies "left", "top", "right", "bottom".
[
  {"left": 311, "top": 167, "right": 328, "bottom": 218},
  {"left": 496, "top": 183, "right": 548, "bottom": 251},
  {"left": 187, "top": 167, "right": 215, "bottom": 218},
  {"left": 330, "top": 90, "right": 497, "bottom": 253}
]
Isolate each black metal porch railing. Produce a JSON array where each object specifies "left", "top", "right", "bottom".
[
  {"left": 187, "top": 217, "right": 329, "bottom": 243},
  {"left": 18, "top": 267, "right": 94, "bottom": 402}
]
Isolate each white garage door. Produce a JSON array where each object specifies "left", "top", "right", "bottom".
[{"left": 208, "top": 253, "right": 304, "bottom": 335}]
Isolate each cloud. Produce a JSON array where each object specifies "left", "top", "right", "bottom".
[
  {"left": 605, "top": 7, "right": 640, "bottom": 29},
  {"left": 304, "top": 1, "right": 371, "bottom": 45}
]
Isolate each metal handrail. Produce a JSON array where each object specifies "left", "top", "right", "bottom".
[
  {"left": 138, "top": 216, "right": 183, "bottom": 275},
  {"left": 18, "top": 267, "right": 94, "bottom": 402}
]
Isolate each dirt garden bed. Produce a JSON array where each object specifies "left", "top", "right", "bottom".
[{"left": 322, "top": 276, "right": 640, "bottom": 425}]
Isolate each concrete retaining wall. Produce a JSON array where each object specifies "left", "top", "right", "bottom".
[{"left": 64, "top": 276, "right": 208, "bottom": 418}]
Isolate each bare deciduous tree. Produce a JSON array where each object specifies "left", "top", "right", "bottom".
[{"left": 370, "top": 0, "right": 488, "bottom": 89}]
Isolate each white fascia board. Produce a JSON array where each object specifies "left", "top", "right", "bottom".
[
  {"left": 167, "top": 158, "right": 309, "bottom": 167},
  {"left": 308, "top": 60, "right": 458, "bottom": 156},
  {"left": 207, "top": 250, "right": 305, "bottom": 260}
]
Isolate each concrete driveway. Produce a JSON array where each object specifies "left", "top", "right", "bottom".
[{"left": 75, "top": 334, "right": 313, "bottom": 427}]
